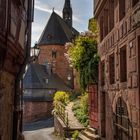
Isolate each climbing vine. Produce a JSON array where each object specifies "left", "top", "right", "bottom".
[{"left": 66, "top": 27, "right": 99, "bottom": 91}]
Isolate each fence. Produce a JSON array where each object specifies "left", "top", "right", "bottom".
[{"left": 54, "top": 101, "right": 69, "bottom": 127}]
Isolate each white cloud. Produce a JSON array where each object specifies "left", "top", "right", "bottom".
[
  {"left": 32, "top": 24, "right": 44, "bottom": 32},
  {"left": 34, "top": 0, "right": 83, "bottom": 23}
]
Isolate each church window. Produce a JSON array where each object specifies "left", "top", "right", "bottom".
[
  {"left": 109, "top": 53, "right": 115, "bottom": 84},
  {"left": 120, "top": 46, "right": 127, "bottom": 82},
  {"left": 52, "top": 50, "right": 57, "bottom": 58}
]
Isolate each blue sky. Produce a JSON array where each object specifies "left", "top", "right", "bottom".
[{"left": 32, "top": 0, "right": 93, "bottom": 46}]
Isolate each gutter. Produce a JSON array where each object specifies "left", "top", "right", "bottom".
[{"left": 12, "top": 0, "right": 34, "bottom": 140}]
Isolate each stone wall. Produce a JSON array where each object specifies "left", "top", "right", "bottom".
[
  {"left": 54, "top": 115, "right": 66, "bottom": 138},
  {"left": 23, "top": 101, "right": 53, "bottom": 123},
  {"left": 96, "top": 0, "right": 140, "bottom": 140},
  {"left": 0, "top": 71, "right": 15, "bottom": 140}
]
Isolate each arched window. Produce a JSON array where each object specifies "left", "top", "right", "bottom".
[{"left": 113, "top": 98, "right": 133, "bottom": 140}]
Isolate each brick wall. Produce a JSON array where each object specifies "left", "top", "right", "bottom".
[
  {"left": 23, "top": 101, "right": 53, "bottom": 123},
  {"left": 38, "top": 45, "right": 72, "bottom": 84}
]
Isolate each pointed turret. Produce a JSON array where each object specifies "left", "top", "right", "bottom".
[{"left": 63, "top": 0, "right": 72, "bottom": 27}]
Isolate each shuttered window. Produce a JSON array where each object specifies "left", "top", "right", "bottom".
[
  {"left": 120, "top": 46, "right": 127, "bottom": 82},
  {"left": 101, "top": 61, "right": 105, "bottom": 86},
  {"left": 119, "top": 0, "right": 126, "bottom": 21},
  {"left": 0, "top": 48, "right": 6, "bottom": 70},
  {"left": 109, "top": 53, "right": 115, "bottom": 84}
]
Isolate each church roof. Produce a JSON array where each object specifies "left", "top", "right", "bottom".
[
  {"left": 38, "top": 12, "right": 79, "bottom": 46},
  {"left": 23, "top": 63, "right": 71, "bottom": 91}
]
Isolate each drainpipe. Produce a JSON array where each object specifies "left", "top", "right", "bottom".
[{"left": 12, "top": 0, "right": 34, "bottom": 140}]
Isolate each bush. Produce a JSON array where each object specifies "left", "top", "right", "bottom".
[
  {"left": 72, "top": 130, "right": 79, "bottom": 140},
  {"left": 54, "top": 91, "right": 69, "bottom": 105}
]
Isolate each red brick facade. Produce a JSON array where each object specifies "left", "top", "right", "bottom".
[
  {"left": 38, "top": 45, "right": 72, "bottom": 85},
  {"left": 23, "top": 101, "right": 53, "bottom": 123},
  {"left": 94, "top": 0, "right": 140, "bottom": 139}
]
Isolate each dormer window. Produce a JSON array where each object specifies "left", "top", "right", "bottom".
[{"left": 47, "top": 34, "right": 53, "bottom": 40}]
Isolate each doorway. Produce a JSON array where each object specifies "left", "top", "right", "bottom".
[{"left": 114, "top": 97, "right": 133, "bottom": 140}]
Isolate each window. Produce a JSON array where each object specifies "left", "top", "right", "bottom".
[
  {"left": 120, "top": 46, "right": 127, "bottom": 82},
  {"left": 101, "top": 61, "right": 105, "bottom": 86},
  {"left": 109, "top": 0, "right": 114, "bottom": 31},
  {"left": 0, "top": 48, "right": 6, "bottom": 70},
  {"left": 109, "top": 53, "right": 115, "bottom": 84},
  {"left": 100, "top": 17, "right": 103, "bottom": 41},
  {"left": 0, "top": 0, "right": 6, "bottom": 29},
  {"left": 119, "top": 0, "right": 125, "bottom": 21},
  {"left": 132, "top": 0, "right": 139, "bottom": 7},
  {"left": 104, "top": 9, "right": 109, "bottom": 36},
  {"left": 52, "top": 50, "right": 57, "bottom": 59},
  {"left": 113, "top": 98, "right": 133, "bottom": 140}
]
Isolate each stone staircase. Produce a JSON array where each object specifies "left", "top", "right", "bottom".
[{"left": 78, "top": 127, "right": 100, "bottom": 140}]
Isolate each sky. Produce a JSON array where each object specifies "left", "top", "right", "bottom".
[{"left": 32, "top": 0, "right": 93, "bottom": 46}]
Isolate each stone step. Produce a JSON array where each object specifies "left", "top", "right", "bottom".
[
  {"left": 86, "top": 127, "right": 97, "bottom": 134},
  {"left": 78, "top": 133, "right": 91, "bottom": 140},
  {"left": 82, "top": 130, "right": 100, "bottom": 140}
]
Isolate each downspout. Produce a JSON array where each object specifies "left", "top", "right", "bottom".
[
  {"left": 12, "top": 0, "right": 34, "bottom": 140},
  {"left": 138, "top": 36, "right": 140, "bottom": 140}
]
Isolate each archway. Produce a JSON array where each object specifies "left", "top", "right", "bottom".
[{"left": 113, "top": 97, "right": 133, "bottom": 140}]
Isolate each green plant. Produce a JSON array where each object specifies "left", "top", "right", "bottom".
[
  {"left": 72, "top": 93, "right": 89, "bottom": 127},
  {"left": 54, "top": 91, "right": 69, "bottom": 105},
  {"left": 67, "top": 34, "right": 99, "bottom": 91},
  {"left": 72, "top": 130, "right": 79, "bottom": 140},
  {"left": 69, "top": 91, "right": 81, "bottom": 101}
]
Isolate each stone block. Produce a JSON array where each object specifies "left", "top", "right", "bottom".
[
  {"left": 129, "top": 58, "right": 136, "bottom": 72},
  {"left": 132, "top": 75, "right": 138, "bottom": 88},
  {"left": 128, "top": 76, "right": 132, "bottom": 88}
]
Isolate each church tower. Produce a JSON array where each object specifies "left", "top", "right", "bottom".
[{"left": 63, "top": 0, "right": 72, "bottom": 27}]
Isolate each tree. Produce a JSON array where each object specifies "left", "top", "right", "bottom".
[{"left": 66, "top": 29, "right": 99, "bottom": 91}]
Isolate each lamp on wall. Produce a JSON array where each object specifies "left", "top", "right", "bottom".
[
  {"left": 30, "top": 43, "right": 40, "bottom": 63},
  {"left": 67, "top": 74, "right": 72, "bottom": 81},
  {"left": 67, "top": 74, "right": 73, "bottom": 89}
]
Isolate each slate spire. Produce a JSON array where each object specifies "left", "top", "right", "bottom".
[{"left": 63, "top": 0, "right": 72, "bottom": 27}]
